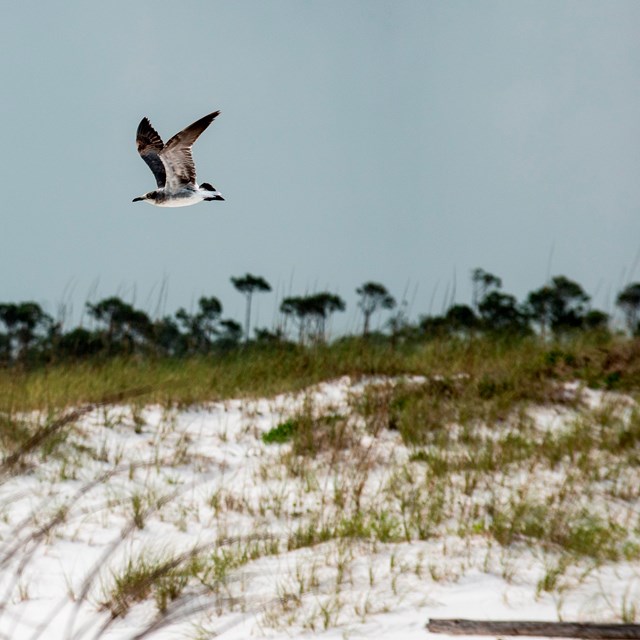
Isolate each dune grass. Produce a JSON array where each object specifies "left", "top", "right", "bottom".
[
  {"left": 0, "top": 332, "right": 637, "bottom": 416},
  {"left": 0, "top": 333, "right": 636, "bottom": 476}
]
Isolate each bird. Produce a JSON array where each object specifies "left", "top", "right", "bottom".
[{"left": 133, "top": 110, "right": 224, "bottom": 207}]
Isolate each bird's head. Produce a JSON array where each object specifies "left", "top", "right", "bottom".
[{"left": 132, "top": 191, "right": 157, "bottom": 203}]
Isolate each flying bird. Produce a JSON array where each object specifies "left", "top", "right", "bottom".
[{"left": 133, "top": 111, "right": 224, "bottom": 207}]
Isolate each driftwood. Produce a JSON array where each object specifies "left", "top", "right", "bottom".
[{"left": 427, "top": 619, "right": 640, "bottom": 639}]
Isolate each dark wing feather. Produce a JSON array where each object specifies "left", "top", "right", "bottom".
[
  {"left": 161, "top": 111, "right": 220, "bottom": 189},
  {"left": 136, "top": 117, "right": 166, "bottom": 188}
]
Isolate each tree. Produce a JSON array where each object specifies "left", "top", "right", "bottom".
[
  {"left": 418, "top": 314, "right": 448, "bottom": 339},
  {"left": 151, "top": 317, "right": 187, "bottom": 356},
  {"left": 306, "top": 292, "right": 346, "bottom": 342},
  {"left": 231, "top": 274, "right": 272, "bottom": 342},
  {"left": 55, "top": 328, "right": 104, "bottom": 359},
  {"left": 86, "top": 297, "right": 152, "bottom": 353},
  {"left": 216, "top": 319, "right": 243, "bottom": 351},
  {"left": 444, "top": 304, "right": 478, "bottom": 335},
  {"left": 526, "top": 276, "right": 590, "bottom": 338},
  {"left": 0, "top": 302, "right": 55, "bottom": 361},
  {"left": 616, "top": 283, "right": 640, "bottom": 334},
  {"left": 254, "top": 327, "right": 285, "bottom": 345},
  {"left": 525, "top": 286, "right": 555, "bottom": 339},
  {"left": 583, "top": 309, "right": 609, "bottom": 333},
  {"left": 471, "top": 268, "right": 502, "bottom": 311},
  {"left": 176, "top": 296, "right": 223, "bottom": 353},
  {"left": 280, "top": 296, "right": 310, "bottom": 344},
  {"left": 387, "top": 300, "right": 415, "bottom": 346},
  {"left": 280, "top": 292, "right": 346, "bottom": 344},
  {"left": 0, "top": 332, "right": 11, "bottom": 364},
  {"left": 356, "top": 282, "right": 396, "bottom": 336},
  {"left": 478, "top": 291, "right": 530, "bottom": 336}
]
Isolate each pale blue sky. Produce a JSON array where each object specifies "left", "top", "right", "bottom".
[{"left": 2, "top": 1, "right": 640, "bottom": 335}]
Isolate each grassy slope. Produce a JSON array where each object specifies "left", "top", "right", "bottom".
[{"left": 2, "top": 333, "right": 638, "bottom": 414}]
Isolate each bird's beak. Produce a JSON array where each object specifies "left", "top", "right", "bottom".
[{"left": 132, "top": 197, "right": 144, "bottom": 202}]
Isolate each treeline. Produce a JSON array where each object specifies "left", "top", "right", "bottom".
[{"left": 2, "top": 269, "right": 640, "bottom": 365}]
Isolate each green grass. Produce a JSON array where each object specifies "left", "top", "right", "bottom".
[
  {"left": 4, "top": 333, "right": 640, "bottom": 478},
  {"left": 484, "top": 496, "right": 634, "bottom": 562},
  {"left": 3, "top": 333, "right": 640, "bottom": 415},
  {"left": 262, "top": 418, "right": 297, "bottom": 444}
]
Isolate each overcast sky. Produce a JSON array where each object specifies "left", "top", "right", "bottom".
[{"left": 2, "top": 1, "right": 640, "bottom": 335}]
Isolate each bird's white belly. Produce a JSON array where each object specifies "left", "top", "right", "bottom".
[{"left": 150, "top": 192, "right": 205, "bottom": 207}]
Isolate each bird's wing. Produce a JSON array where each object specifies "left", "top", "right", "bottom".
[
  {"left": 160, "top": 111, "right": 220, "bottom": 189},
  {"left": 136, "top": 117, "right": 166, "bottom": 188}
]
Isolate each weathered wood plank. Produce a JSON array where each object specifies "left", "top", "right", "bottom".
[{"left": 426, "top": 619, "right": 640, "bottom": 639}]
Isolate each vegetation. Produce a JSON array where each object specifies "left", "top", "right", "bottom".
[
  {"left": 0, "top": 268, "right": 633, "bottom": 368},
  {"left": 280, "top": 292, "right": 346, "bottom": 344},
  {"left": 356, "top": 282, "right": 396, "bottom": 336},
  {"left": 231, "top": 273, "right": 272, "bottom": 342},
  {"left": 3, "top": 268, "right": 640, "bottom": 636},
  {"left": 2, "top": 331, "right": 640, "bottom": 414},
  {"left": 617, "top": 282, "right": 640, "bottom": 335}
]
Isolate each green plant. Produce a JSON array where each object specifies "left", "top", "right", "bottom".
[
  {"left": 102, "top": 551, "right": 168, "bottom": 617},
  {"left": 262, "top": 418, "right": 296, "bottom": 444}
]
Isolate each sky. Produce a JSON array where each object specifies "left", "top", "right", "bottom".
[{"left": 2, "top": 1, "right": 640, "bottom": 336}]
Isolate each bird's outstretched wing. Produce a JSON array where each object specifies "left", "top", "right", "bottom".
[
  {"left": 161, "top": 111, "right": 220, "bottom": 189},
  {"left": 136, "top": 118, "right": 166, "bottom": 188}
]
